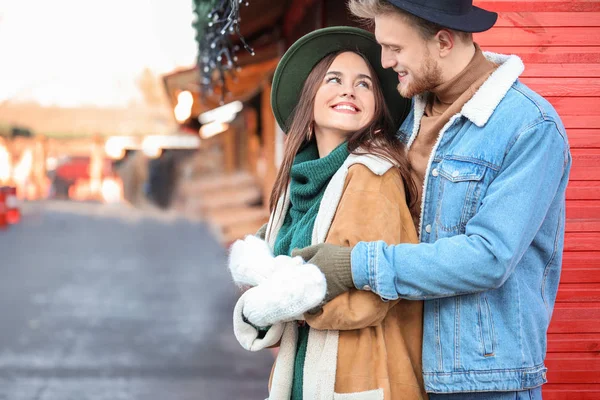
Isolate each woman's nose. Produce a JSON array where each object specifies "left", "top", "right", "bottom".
[{"left": 340, "top": 86, "right": 356, "bottom": 99}]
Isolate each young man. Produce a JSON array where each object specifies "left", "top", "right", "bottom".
[{"left": 294, "top": 0, "right": 572, "bottom": 398}]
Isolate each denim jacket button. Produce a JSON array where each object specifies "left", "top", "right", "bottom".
[
  {"left": 425, "top": 224, "right": 432, "bottom": 233},
  {"left": 362, "top": 285, "right": 371, "bottom": 291},
  {"left": 431, "top": 168, "right": 439, "bottom": 177},
  {"left": 452, "top": 170, "right": 460, "bottom": 178}
]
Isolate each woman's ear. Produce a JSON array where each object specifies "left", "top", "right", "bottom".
[
  {"left": 307, "top": 121, "right": 315, "bottom": 140},
  {"left": 436, "top": 29, "right": 454, "bottom": 58}
]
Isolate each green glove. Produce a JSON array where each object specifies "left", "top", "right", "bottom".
[
  {"left": 292, "top": 243, "right": 354, "bottom": 302},
  {"left": 255, "top": 223, "right": 268, "bottom": 240}
]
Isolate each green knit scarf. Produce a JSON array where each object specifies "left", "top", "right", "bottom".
[
  {"left": 274, "top": 141, "right": 349, "bottom": 257},
  {"left": 272, "top": 140, "right": 349, "bottom": 400}
]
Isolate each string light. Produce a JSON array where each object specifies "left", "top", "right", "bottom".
[{"left": 192, "top": 0, "right": 254, "bottom": 105}]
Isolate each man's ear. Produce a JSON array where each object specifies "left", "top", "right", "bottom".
[{"left": 436, "top": 29, "right": 454, "bottom": 58}]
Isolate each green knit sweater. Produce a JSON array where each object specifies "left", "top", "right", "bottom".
[{"left": 273, "top": 140, "right": 349, "bottom": 400}]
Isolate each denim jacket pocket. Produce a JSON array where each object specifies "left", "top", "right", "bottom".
[
  {"left": 436, "top": 158, "right": 487, "bottom": 234},
  {"left": 477, "top": 294, "right": 496, "bottom": 357}
]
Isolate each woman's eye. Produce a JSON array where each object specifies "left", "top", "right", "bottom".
[
  {"left": 326, "top": 76, "right": 341, "bottom": 84},
  {"left": 357, "top": 80, "right": 370, "bottom": 89}
]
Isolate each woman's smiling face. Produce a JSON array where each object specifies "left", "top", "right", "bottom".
[{"left": 313, "top": 52, "right": 376, "bottom": 138}]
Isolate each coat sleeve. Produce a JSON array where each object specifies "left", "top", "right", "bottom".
[
  {"left": 351, "top": 120, "right": 571, "bottom": 300},
  {"left": 305, "top": 167, "right": 417, "bottom": 331}
]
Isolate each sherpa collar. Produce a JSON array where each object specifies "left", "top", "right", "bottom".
[{"left": 410, "top": 52, "right": 525, "bottom": 130}]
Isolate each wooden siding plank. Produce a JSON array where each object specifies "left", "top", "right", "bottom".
[
  {"left": 548, "top": 333, "right": 600, "bottom": 352},
  {"left": 549, "top": 319, "right": 600, "bottom": 333},
  {"left": 547, "top": 97, "right": 600, "bottom": 116},
  {"left": 562, "top": 116, "right": 600, "bottom": 129},
  {"left": 521, "top": 78, "right": 600, "bottom": 97},
  {"left": 566, "top": 200, "right": 600, "bottom": 219},
  {"left": 547, "top": 369, "right": 600, "bottom": 384},
  {"left": 565, "top": 218, "right": 600, "bottom": 232},
  {"left": 547, "top": 352, "right": 600, "bottom": 363},
  {"left": 561, "top": 268, "right": 600, "bottom": 283},
  {"left": 569, "top": 168, "right": 600, "bottom": 181},
  {"left": 522, "top": 64, "right": 600, "bottom": 78},
  {"left": 475, "top": 1, "right": 600, "bottom": 13},
  {"left": 544, "top": 384, "right": 600, "bottom": 400},
  {"left": 567, "top": 182, "right": 600, "bottom": 200},
  {"left": 496, "top": 12, "right": 600, "bottom": 27},
  {"left": 546, "top": 354, "right": 600, "bottom": 384},
  {"left": 484, "top": 47, "right": 600, "bottom": 63},
  {"left": 565, "top": 233, "right": 600, "bottom": 252},
  {"left": 567, "top": 130, "right": 600, "bottom": 148},
  {"left": 570, "top": 150, "right": 600, "bottom": 181},
  {"left": 476, "top": 27, "right": 600, "bottom": 47},
  {"left": 562, "top": 251, "right": 600, "bottom": 269},
  {"left": 556, "top": 283, "right": 600, "bottom": 302}
]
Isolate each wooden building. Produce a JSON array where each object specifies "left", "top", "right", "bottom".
[
  {"left": 471, "top": 1, "right": 600, "bottom": 398},
  {"left": 163, "top": 1, "right": 600, "bottom": 397}
]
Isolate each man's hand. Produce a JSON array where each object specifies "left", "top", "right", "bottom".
[{"left": 292, "top": 243, "right": 354, "bottom": 302}]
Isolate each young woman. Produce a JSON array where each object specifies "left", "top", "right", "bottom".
[{"left": 229, "top": 27, "right": 426, "bottom": 400}]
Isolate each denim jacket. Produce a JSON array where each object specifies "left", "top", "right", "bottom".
[{"left": 351, "top": 52, "right": 572, "bottom": 393}]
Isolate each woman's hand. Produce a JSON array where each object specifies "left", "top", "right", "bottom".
[
  {"left": 242, "top": 257, "right": 326, "bottom": 327},
  {"left": 228, "top": 235, "right": 278, "bottom": 288}
]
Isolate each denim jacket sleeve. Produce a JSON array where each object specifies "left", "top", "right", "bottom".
[{"left": 351, "top": 119, "right": 571, "bottom": 301}]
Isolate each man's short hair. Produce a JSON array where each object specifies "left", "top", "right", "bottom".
[{"left": 348, "top": 0, "right": 473, "bottom": 42}]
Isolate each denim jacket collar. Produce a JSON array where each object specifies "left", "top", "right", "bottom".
[{"left": 409, "top": 52, "right": 525, "bottom": 138}]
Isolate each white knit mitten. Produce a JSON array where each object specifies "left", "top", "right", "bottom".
[
  {"left": 242, "top": 257, "right": 327, "bottom": 327},
  {"left": 228, "top": 235, "right": 278, "bottom": 287},
  {"left": 233, "top": 291, "right": 285, "bottom": 351}
]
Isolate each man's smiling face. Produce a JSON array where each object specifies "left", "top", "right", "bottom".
[{"left": 374, "top": 12, "right": 443, "bottom": 98}]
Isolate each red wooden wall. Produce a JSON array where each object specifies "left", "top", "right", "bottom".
[{"left": 474, "top": 1, "right": 600, "bottom": 398}]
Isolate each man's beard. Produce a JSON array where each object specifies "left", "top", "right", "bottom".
[{"left": 397, "top": 55, "right": 443, "bottom": 98}]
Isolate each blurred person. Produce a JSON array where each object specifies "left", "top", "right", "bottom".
[
  {"left": 228, "top": 27, "right": 427, "bottom": 399},
  {"left": 89, "top": 134, "right": 105, "bottom": 200}
]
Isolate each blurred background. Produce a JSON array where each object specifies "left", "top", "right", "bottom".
[{"left": 0, "top": 0, "right": 598, "bottom": 399}]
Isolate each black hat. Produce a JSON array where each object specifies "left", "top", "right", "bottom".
[
  {"left": 386, "top": 0, "right": 497, "bottom": 33},
  {"left": 271, "top": 27, "right": 411, "bottom": 133}
]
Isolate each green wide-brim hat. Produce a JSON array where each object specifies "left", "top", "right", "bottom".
[{"left": 271, "top": 26, "right": 411, "bottom": 133}]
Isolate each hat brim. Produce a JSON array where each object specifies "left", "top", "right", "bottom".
[
  {"left": 387, "top": 0, "right": 498, "bottom": 32},
  {"left": 271, "top": 26, "right": 411, "bottom": 133}
]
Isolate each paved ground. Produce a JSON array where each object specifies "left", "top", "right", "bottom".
[{"left": 0, "top": 201, "right": 273, "bottom": 400}]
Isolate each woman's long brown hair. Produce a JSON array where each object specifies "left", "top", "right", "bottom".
[{"left": 269, "top": 50, "right": 417, "bottom": 220}]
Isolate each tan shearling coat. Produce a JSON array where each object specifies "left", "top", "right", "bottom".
[{"left": 234, "top": 153, "right": 426, "bottom": 400}]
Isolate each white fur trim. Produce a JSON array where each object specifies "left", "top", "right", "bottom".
[
  {"left": 303, "top": 329, "right": 340, "bottom": 400},
  {"left": 462, "top": 52, "right": 524, "bottom": 127},
  {"left": 267, "top": 323, "right": 298, "bottom": 400},
  {"left": 407, "top": 52, "right": 523, "bottom": 137},
  {"left": 406, "top": 93, "right": 428, "bottom": 150},
  {"left": 266, "top": 186, "right": 290, "bottom": 249},
  {"left": 233, "top": 291, "right": 285, "bottom": 351}
]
